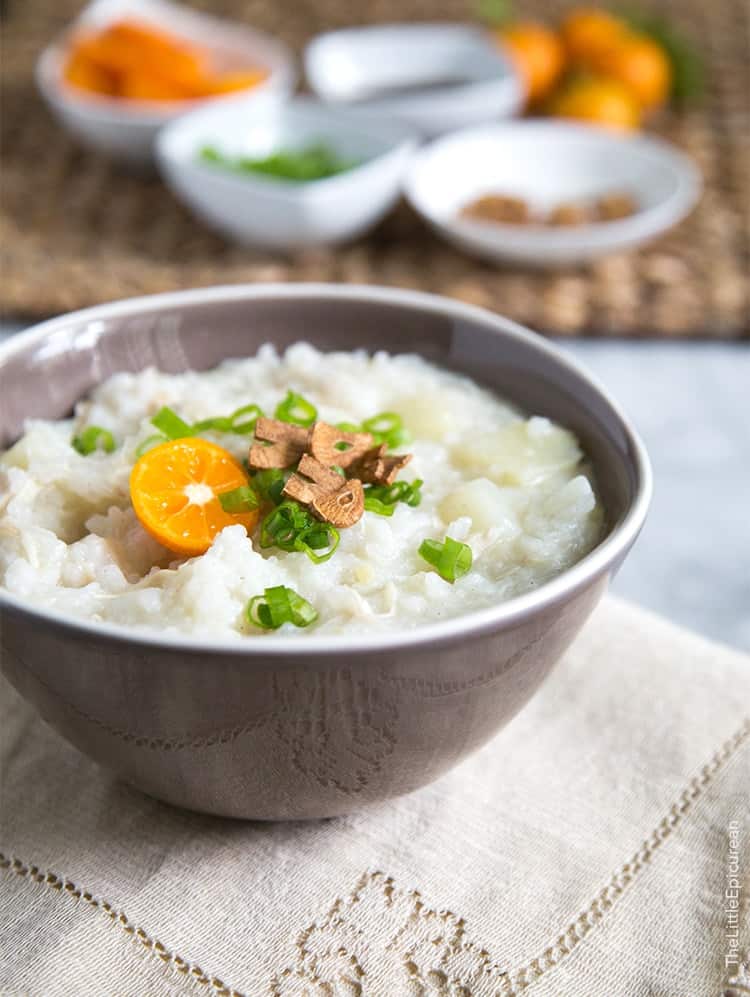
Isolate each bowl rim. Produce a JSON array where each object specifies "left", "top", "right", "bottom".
[
  {"left": 0, "top": 283, "right": 652, "bottom": 656},
  {"left": 404, "top": 119, "right": 702, "bottom": 252}
]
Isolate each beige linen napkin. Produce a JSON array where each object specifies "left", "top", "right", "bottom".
[{"left": 1, "top": 596, "right": 748, "bottom": 997}]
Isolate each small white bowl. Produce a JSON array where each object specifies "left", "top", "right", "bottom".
[
  {"left": 305, "top": 24, "right": 522, "bottom": 138},
  {"left": 156, "top": 97, "right": 417, "bottom": 249},
  {"left": 404, "top": 120, "right": 702, "bottom": 266},
  {"left": 35, "top": 0, "right": 296, "bottom": 167}
]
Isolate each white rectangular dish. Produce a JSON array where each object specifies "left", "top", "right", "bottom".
[{"left": 305, "top": 23, "right": 522, "bottom": 137}]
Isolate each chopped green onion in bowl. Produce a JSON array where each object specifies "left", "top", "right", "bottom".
[
  {"left": 247, "top": 585, "right": 318, "bottom": 630},
  {"left": 72, "top": 426, "right": 116, "bottom": 456},
  {"left": 199, "top": 142, "right": 361, "bottom": 183},
  {"left": 419, "top": 536, "right": 473, "bottom": 583}
]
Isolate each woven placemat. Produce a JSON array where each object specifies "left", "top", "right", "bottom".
[{"left": 1, "top": 0, "right": 748, "bottom": 336}]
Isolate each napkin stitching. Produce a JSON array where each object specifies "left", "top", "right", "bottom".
[
  {"left": 506, "top": 714, "right": 750, "bottom": 994},
  {"left": 269, "top": 868, "right": 509, "bottom": 995},
  {"left": 269, "top": 715, "right": 750, "bottom": 995},
  {"left": 0, "top": 854, "right": 246, "bottom": 997}
]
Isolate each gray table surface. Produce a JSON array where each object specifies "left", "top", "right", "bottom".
[{"left": 2, "top": 321, "right": 748, "bottom": 651}]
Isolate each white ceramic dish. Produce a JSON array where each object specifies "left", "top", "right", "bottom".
[
  {"left": 404, "top": 120, "right": 702, "bottom": 266},
  {"left": 305, "top": 24, "right": 522, "bottom": 138},
  {"left": 157, "top": 96, "right": 417, "bottom": 249},
  {"left": 35, "top": 0, "right": 296, "bottom": 167}
]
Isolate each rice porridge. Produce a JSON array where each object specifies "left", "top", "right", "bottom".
[{"left": 0, "top": 344, "right": 604, "bottom": 638}]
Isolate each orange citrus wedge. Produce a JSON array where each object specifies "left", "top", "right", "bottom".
[{"left": 130, "top": 438, "right": 259, "bottom": 557}]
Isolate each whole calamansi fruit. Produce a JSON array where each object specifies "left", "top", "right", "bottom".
[
  {"left": 549, "top": 74, "right": 642, "bottom": 130},
  {"left": 561, "top": 8, "right": 628, "bottom": 63},
  {"left": 496, "top": 22, "right": 566, "bottom": 104},
  {"left": 592, "top": 33, "right": 672, "bottom": 111}
]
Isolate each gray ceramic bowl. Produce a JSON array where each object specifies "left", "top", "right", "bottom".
[{"left": 0, "top": 285, "right": 651, "bottom": 820}]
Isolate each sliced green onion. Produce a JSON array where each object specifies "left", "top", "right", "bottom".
[
  {"left": 193, "top": 403, "right": 263, "bottom": 435},
  {"left": 248, "top": 596, "right": 273, "bottom": 629},
  {"left": 297, "top": 522, "right": 332, "bottom": 549},
  {"left": 362, "top": 412, "right": 410, "bottom": 450},
  {"left": 364, "top": 478, "right": 423, "bottom": 516},
  {"left": 135, "top": 434, "right": 167, "bottom": 458},
  {"left": 151, "top": 406, "right": 193, "bottom": 440},
  {"left": 148, "top": 402, "right": 264, "bottom": 444},
  {"left": 260, "top": 500, "right": 340, "bottom": 563},
  {"left": 218, "top": 484, "right": 260, "bottom": 513},
  {"left": 334, "top": 413, "right": 410, "bottom": 450},
  {"left": 362, "top": 412, "right": 401, "bottom": 435},
  {"left": 229, "top": 403, "right": 264, "bottom": 433},
  {"left": 246, "top": 585, "right": 318, "bottom": 630},
  {"left": 363, "top": 495, "right": 395, "bottom": 517},
  {"left": 405, "top": 480, "right": 423, "bottom": 507},
  {"left": 378, "top": 479, "right": 423, "bottom": 506},
  {"left": 284, "top": 589, "right": 318, "bottom": 626},
  {"left": 252, "top": 468, "right": 289, "bottom": 505},
  {"left": 294, "top": 523, "right": 340, "bottom": 563},
  {"left": 260, "top": 501, "right": 311, "bottom": 550},
  {"left": 419, "top": 536, "right": 473, "bottom": 583},
  {"left": 72, "top": 426, "right": 116, "bottom": 456},
  {"left": 192, "top": 416, "right": 231, "bottom": 433},
  {"left": 274, "top": 390, "right": 318, "bottom": 427}
]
